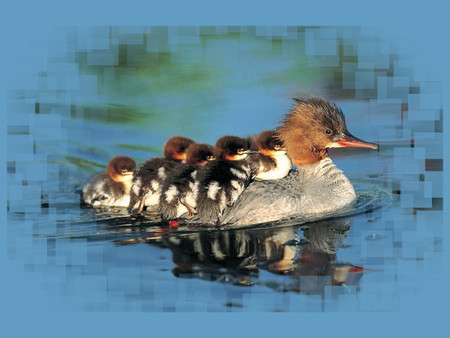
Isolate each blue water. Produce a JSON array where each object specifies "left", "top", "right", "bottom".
[{"left": 5, "top": 26, "right": 443, "bottom": 312}]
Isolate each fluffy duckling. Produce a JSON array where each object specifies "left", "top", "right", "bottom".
[
  {"left": 253, "top": 130, "right": 292, "bottom": 181},
  {"left": 128, "top": 136, "right": 194, "bottom": 213},
  {"left": 82, "top": 156, "right": 136, "bottom": 207},
  {"left": 159, "top": 143, "right": 216, "bottom": 220},
  {"left": 163, "top": 136, "right": 195, "bottom": 162},
  {"left": 188, "top": 136, "right": 259, "bottom": 225}
]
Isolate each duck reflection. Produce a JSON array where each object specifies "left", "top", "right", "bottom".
[
  {"left": 166, "top": 227, "right": 296, "bottom": 286},
  {"left": 118, "top": 218, "right": 365, "bottom": 294}
]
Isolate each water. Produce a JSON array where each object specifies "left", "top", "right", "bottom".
[{"left": 6, "top": 26, "right": 443, "bottom": 312}]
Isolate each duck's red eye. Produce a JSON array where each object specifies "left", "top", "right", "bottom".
[{"left": 325, "top": 129, "right": 332, "bottom": 135}]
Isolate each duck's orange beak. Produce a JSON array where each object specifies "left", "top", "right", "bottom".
[{"left": 331, "top": 132, "right": 379, "bottom": 150}]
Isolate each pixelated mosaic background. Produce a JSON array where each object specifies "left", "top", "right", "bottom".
[{"left": 5, "top": 26, "right": 443, "bottom": 312}]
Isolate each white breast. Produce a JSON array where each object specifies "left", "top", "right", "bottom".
[{"left": 255, "top": 153, "right": 292, "bottom": 181}]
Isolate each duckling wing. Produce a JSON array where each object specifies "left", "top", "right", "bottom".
[
  {"left": 159, "top": 164, "right": 197, "bottom": 219},
  {"left": 190, "top": 161, "right": 253, "bottom": 225},
  {"left": 129, "top": 159, "right": 182, "bottom": 211}
]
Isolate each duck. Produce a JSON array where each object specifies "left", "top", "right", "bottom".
[
  {"left": 128, "top": 136, "right": 194, "bottom": 213},
  {"left": 252, "top": 130, "right": 292, "bottom": 181},
  {"left": 159, "top": 143, "right": 216, "bottom": 219},
  {"left": 82, "top": 156, "right": 136, "bottom": 207},
  {"left": 186, "top": 136, "right": 260, "bottom": 225},
  {"left": 215, "top": 96, "right": 379, "bottom": 226}
]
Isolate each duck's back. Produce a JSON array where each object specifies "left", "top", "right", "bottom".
[{"left": 219, "top": 158, "right": 356, "bottom": 226}]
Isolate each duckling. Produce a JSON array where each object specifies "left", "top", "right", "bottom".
[
  {"left": 159, "top": 143, "right": 216, "bottom": 220},
  {"left": 187, "top": 136, "right": 259, "bottom": 225},
  {"left": 128, "top": 136, "right": 194, "bottom": 213},
  {"left": 163, "top": 136, "right": 195, "bottom": 162},
  {"left": 253, "top": 130, "right": 292, "bottom": 181},
  {"left": 82, "top": 156, "right": 136, "bottom": 207}
]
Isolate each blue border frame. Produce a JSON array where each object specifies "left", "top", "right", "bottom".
[{"left": 1, "top": 0, "right": 448, "bottom": 337}]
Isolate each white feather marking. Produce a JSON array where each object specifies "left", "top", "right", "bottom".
[
  {"left": 193, "top": 181, "right": 199, "bottom": 194},
  {"left": 165, "top": 185, "right": 179, "bottom": 203},
  {"left": 230, "top": 168, "right": 247, "bottom": 180},
  {"left": 151, "top": 179, "right": 160, "bottom": 191},
  {"left": 144, "top": 192, "right": 160, "bottom": 206},
  {"left": 176, "top": 204, "right": 188, "bottom": 218},
  {"left": 219, "top": 190, "right": 227, "bottom": 212},
  {"left": 190, "top": 182, "right": 199, "bottom": 203},
  {"left": 113, "top": 195, "right": 131, "bottom": 207},
  {"left": 230, "top": 180, "right": 240, "bottom": 190},
  {"left": 157, "top": 167, "right": 166, "bottom": 179},
  {"left": 207, "top": 181, "right": 220, "bottom": 200},
  {"left": 191, "top": 170, "right": 197, "bottom": 179},
  {"left": 184, "top": 192, "right": 197, "bottom": 209}
]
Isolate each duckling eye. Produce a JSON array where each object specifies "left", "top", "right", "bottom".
[
  {"left": 237, "top": 148, "right": 245, "bottom": 155},
  {"left": 121, "top": 169, "right": 128, "bottom": 174},
  {"left": 325, "top": 129, "right": 332, "bottom": 135},
  {"left": 274, "top": 145, "right": 281, "bottom": 150}
]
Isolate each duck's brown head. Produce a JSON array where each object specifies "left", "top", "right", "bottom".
[
  {"left": 185, "top": 143, "right": 216, "bottom": 167},
  {"left": 255, "top": 130, "right": 286, "bottom": 157},
  {"left": 163, "top": 136, "right": 195, "bottom": 162},
  {"left": 277, "top": 97, "right": 378, "bottom": 166},
  {"left": 214, "top": 136, "right": 255, "bottom": 161},
  {"left": 107, "top": 156, "right": 136, "bottom": 183}
]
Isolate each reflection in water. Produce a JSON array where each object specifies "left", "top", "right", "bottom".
[{"left": 116, "top": 218, "right": 365, "bottom": 295}]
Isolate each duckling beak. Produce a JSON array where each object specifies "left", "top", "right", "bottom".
[{"left": 332, "top": 132, "right": 379, "bottom": 151}]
